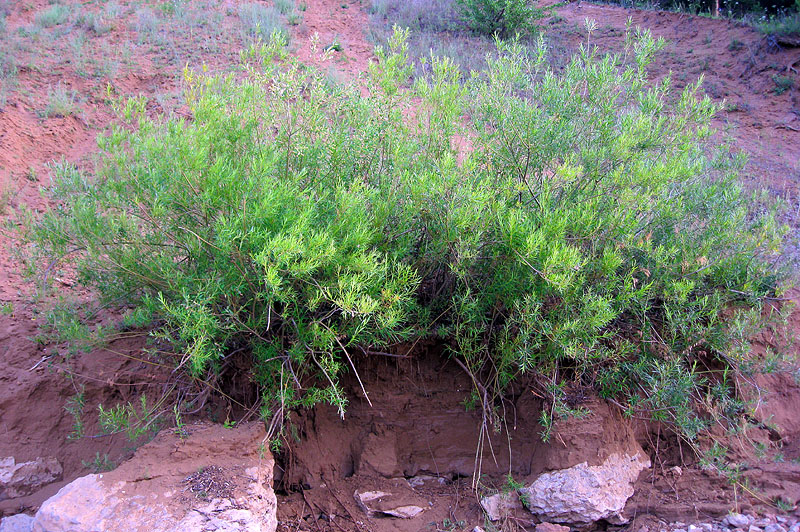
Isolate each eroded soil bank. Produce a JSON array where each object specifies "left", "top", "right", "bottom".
[{"left": 270, "top": 345, "right": 800, "bottom": 532}]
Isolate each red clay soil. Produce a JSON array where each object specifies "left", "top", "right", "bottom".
[{"left": 1, "top": 0, "right": 800, "bottom": 527}]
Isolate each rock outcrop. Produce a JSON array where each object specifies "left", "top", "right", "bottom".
[
  {"left": 0, "top": 457, "right": 62, "bottom": 500},
  {"left": 521, "top": 452, "right": 651, "bottom": 524},
  {"left": 31, "top": 422, "right": 277, "bottom": 532}
]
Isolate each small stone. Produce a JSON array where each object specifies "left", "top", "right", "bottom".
[
  {"left": 536, "top": 523, "right": 571, "bottom": 532},
  {"left": 473, "top": 527, "right": 486, "bottom": 532},
  {"left": 765, "top": 525, "right": 787, "bottom": 532},
  {"left": 787, "top": 524, "right": 799, "bottom": 532},
  {"left": 354, "top": 488, "right": 427, "bottom": 519},
  {"left": 725, "top": 515, "right": 751, "bottom": 529},
  {"left": 689, "top": 525, "right": 702, "bottom": 532},
  {"left": 673, "top": 528, "right": 687, "bottom": 532},
  {"left": 0, "top": 514, "right": 34, "bottom": 532},
  {"left": 699, "top": 524, "right": 713, "bottom": 532},
  {"left": 755, "top": 520, "right": 772, "bottom": 528},
  {"left": 776, "top": 518, "right": 788, "bottom": 524},
  {"left": 480, "top": 492, "right": 524, "bottom": 522},
  {"left": 749, "top": 526, "right": 764, "bottom": 532}
]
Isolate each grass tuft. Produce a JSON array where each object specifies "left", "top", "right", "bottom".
[
  {"left": 34, "top": 4, "right": 71, "bottom": 28},
  {"left": 238, "top": 2, "right": 288, "bottom": 41},
  {"left": 41, "top": 83, "right": 79, "bottom": 118}
]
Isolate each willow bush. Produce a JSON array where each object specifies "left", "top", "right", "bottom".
[{"left": 28, "top": 27, "right": 787, "bottom": 444}]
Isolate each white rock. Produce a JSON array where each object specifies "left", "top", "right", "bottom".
[
  {"left": 480, "top": 492, "right": 524, "bottom": 521},
  {"left": 688, "top": 525, "right": 702, "bottom": 532},
  {"left": 31, "top": 423, "right": 276, "bottom": 532},
  {"left": 0, "top": 457, "right": 62, "bottom": 500},
  {"left": 765, "top": 525, "right": 787, "bottom": 532},
  {"left": 354, "top": 487, "right": 427, "bottom": 519},
  {"left": 520, "top": 453, "right": 651, "bottom": 524},
  {"left": 0, "top": 514, "right": 34, "bottom": 532}
]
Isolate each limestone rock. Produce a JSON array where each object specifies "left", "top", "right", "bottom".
[
  {"left": 480, "top": 492, "right": 524, "bottom": 522},
  {"left": 31, "top": 422, "right": 276, "bottom": 532},
  {"left": 0, "top": 514, "right": 34, "bottom": 532},
  {"left": 521, "top": 452, "right": 650, "bottom": 524},
  {"left": 0, "top": 457, "right": 62, "bottom": 500}
]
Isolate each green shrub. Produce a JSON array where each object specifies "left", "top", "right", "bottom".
[
  {"left": 28, "top": 28, "right": 787, "bottom": 446},
  {"left": 455, "top": 0, "right": 545, "bottom": 37}
]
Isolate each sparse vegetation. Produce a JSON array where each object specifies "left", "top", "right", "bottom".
[
  {"left": 34, "top": 4, "right": 72, "bottom": 28},
  {"left": 274, "top": 0, "right": 296, "bottom": 15},
  {"left": 64, "top": 391, "right": 86, "bottom": 440},
  {"left": 41, "top": 83, "right": 78, "bottom": 118},
  {"left": 82, "top": 452, "right": 116, "bottom": 473},
  {"left": 238, "top": 2, "right": 288, "bottom": 42},
  {"left": 98, "top": 394, "right": 168, "bottom": 441},
  {"left": 757, "top": 9, "right": 800, "bottom": 36},
  {"left": 27, "top": 26, "right": 789, "bottom": 452},
  {"left": 772, "top": 73, "right": 794, "bottom": 94},
  {"left": 0, "top": 184, "right": 11, "bottom": 216},
  {"left": 728, "top": 38, "right": 744, "bottom": 50}
]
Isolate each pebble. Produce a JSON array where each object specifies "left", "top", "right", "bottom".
[
  {"left": 646, "top": 511, "right": 799, "bottom": 532},
  {"left": 765, "top": 525, "right": 787, "bottom": 532},
  {"left": 726, "top": 515, "right": 752, "bottom": 529}
]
